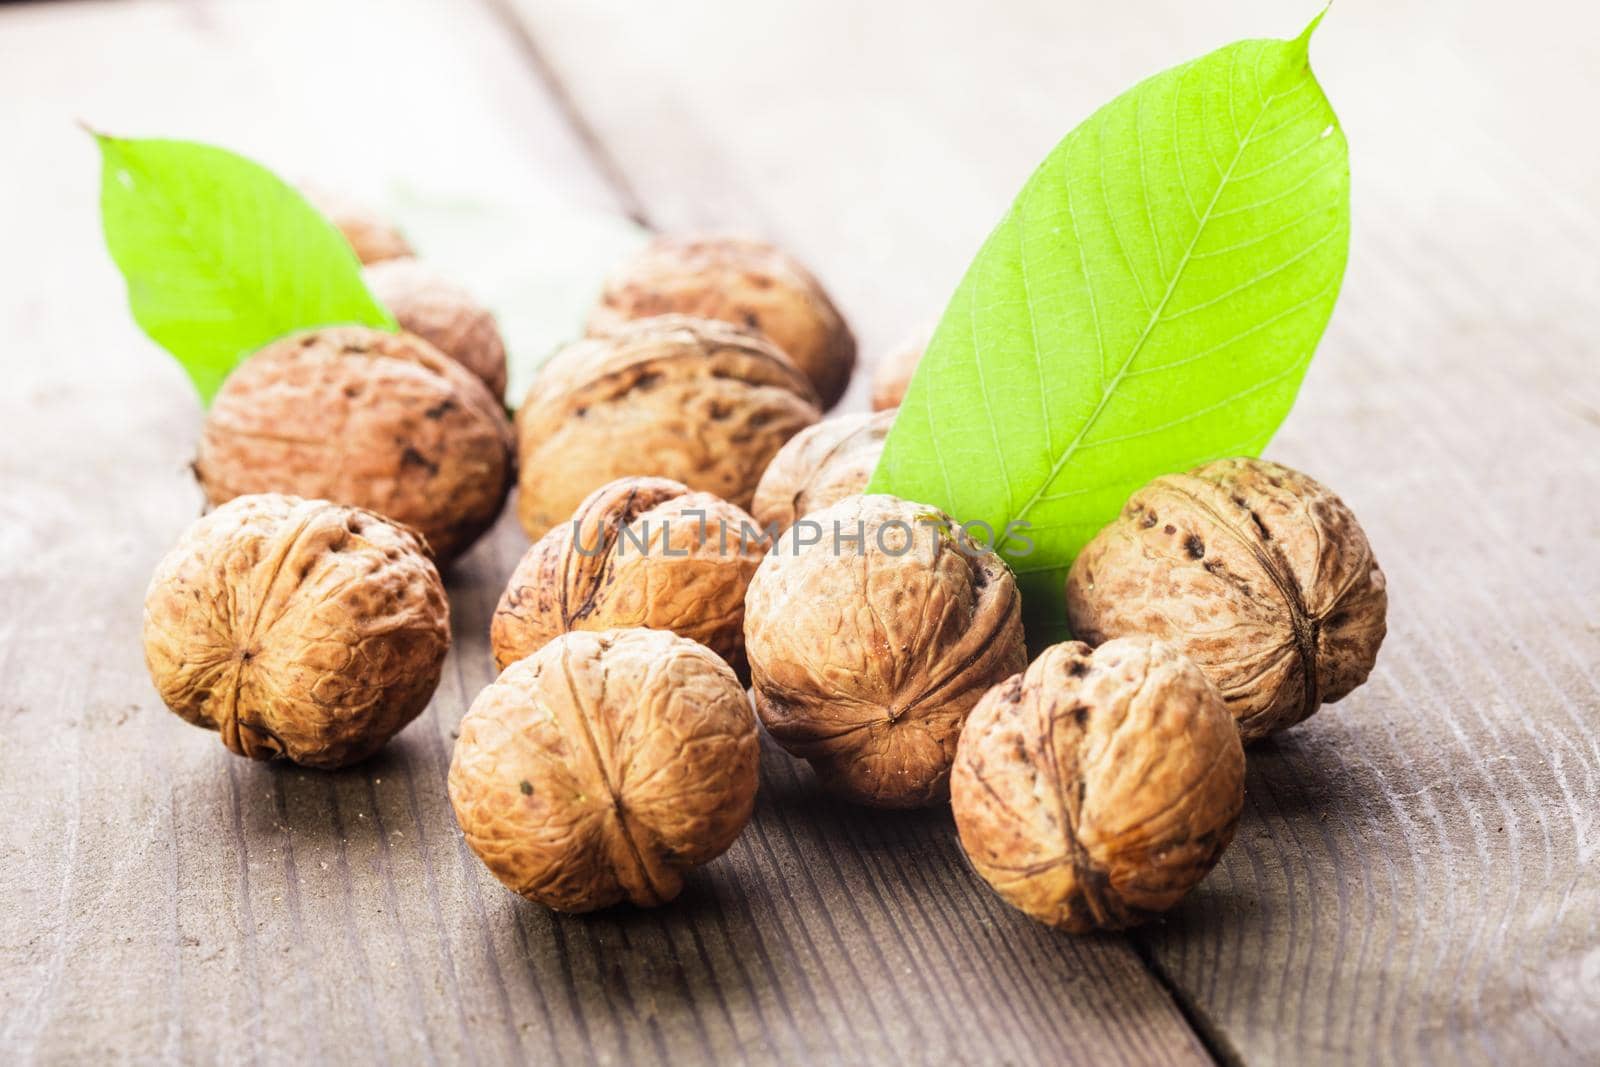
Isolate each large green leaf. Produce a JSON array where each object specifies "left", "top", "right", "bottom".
[
  {"left": 869, "top": 18, "right": 1349, "bottom": 624},
  {"left": 94, "top": 135, "right": 396, "bottom": 404}
]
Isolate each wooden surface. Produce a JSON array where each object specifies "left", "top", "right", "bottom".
[{"left": 1, "top": 0, "right": 1596, "bottom": 1064}]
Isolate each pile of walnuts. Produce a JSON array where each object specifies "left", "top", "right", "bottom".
[
  {"left": 140, "top": 212, "right": 1388, "bottom": 931},
  {"left": 146, "top": 192, "right": 515, "bottom": 774}
]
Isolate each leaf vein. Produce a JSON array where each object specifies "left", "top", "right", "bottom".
[
  {"left": 1000, "top": 72, "right": 1307, "bottom": 545},
  {"left": 1159, "top": 224, "right": 1342, "bottom": 322},
  {"left": 1078, "top": 343, "right": 1318, "bottom": 451},
  {"left": 1098, "top": 107, "right": 1153, "bottom": 312}
]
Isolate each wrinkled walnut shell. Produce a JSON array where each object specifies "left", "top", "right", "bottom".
[
  {"left": 952, "top": 637, "right": 1244, "bottom": 932},
  {"left": 492, "top": 477, "right": 767, "bottom": 672},
  {"left": 448, "top": 628, "right": 759, "bottom": 911},
  {"left": 195, "top": 326, "right": 515, "bottom": 562},
  {"left": 588, "top": 234, "right": 856, "bottom": 408},
  {"left": 143, "top": 494, "right": 450, "bottom": 768},
  {"left": 751, "top": 410, "right": 893, "bottom": 534},
  {"left": 870, "top": 333, "right": 925, "bottom": 411},
  {"left": 515, "top": 314, "right": 820, "bottom": 541},
  {"left": 299, "top": 184, "right": 414, "bottom": 265},
  {"left": 364, "top": 259, "right": 509, "bottom": 400},
  {"left": 744, "top": 494, "right": 1026, "bottom": 808},
  {"left": 1066, "top": 457, "right": 1388, "bottom": 742}
]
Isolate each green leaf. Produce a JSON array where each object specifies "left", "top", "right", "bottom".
[
  {"left": 94, "top": 135, "right": 396, "bottom": 404},
  {"left": 868, "top": 17, "right": 1349, "bottom": 624}
]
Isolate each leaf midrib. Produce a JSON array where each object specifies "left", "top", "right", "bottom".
[{"left": 997, "top": 72, "right": 1295, "bottom": 553}]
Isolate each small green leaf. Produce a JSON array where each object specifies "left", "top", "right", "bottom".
[
  {"left": 93, "top": 135, "right": 397, "bottom": 404},
  {"left": 869, "top": 18, "right": 1349, "bottom": 623}
]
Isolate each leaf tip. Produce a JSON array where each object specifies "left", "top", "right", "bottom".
[{"left": 1293, "top": 5, "right": 1330, "bottom": 55}]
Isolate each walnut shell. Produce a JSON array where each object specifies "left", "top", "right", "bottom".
[
  {"left": 587, "top": 234, "right": 856, "bottom": 408},
  {"left": 364, "top": 259, "right": 508, "bottom": 400},
  {"left": 448, "top": 628, "right": 759, "bottom": 911},
  {"left": 299, "top": 184, "right": 414, "bottom": 265},
  {"left": 870, "top": 333, "right": 925, "bottom": 411},
  {"left": 1066, "top": 457, "right": 1388, "bottom": 742},
  {"left": 492, "top": 477, "right": 766, "bottom": 672},
  {"left": 515, "top": 314, "right": 820, "bottom": 541},
  {"left": 142, "top": 494, "right": 449, "bottom": 768},
  {"left": 951, "top": 637, "right": 1244, "bottom": 932},
  {"left": 744, "top": 494, "right": 1026, "bottom": 808},
  {"left": 195, "top": 326, "right": 515, "bottom": 563},
  {"left": 750, "top": 410, "right": 893, "bottom": 534}
]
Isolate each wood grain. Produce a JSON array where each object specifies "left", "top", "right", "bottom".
[
  {"left": 501, "top": 0, "right": 1600, "bottom": 1063},
  {"left": 0, "top": 0, "right": 1209, "bottom": 1064},
  {"left": 5, "top": 0, "right": 1597, "bottom": 1062}
]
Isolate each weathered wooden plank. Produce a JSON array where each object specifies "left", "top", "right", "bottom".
[
  {"left": 503, "top": 0, "right": 1600, "bottom": 1063},
  {"left": 0, "top": 0, "right": 1210, "bottom": 1064},
  {"left": 0, "top": 0, "right": 615, "bottom": 1059}
]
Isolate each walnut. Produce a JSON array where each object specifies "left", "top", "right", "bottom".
[
  {"left": 1066, "top": 457, "right": 1388, "bottom": 742},
  {"left": 750, "top": 410, "right": 893, "bottom": 534},
  {"left": 951, "top": 637, "right": 1244, "bottom": 932},
  {"left": 195, "top": 326, "right": 515, "bottom": 563},
  {"left": 870, "top": 332, "right": 925, "bottom": 411},
  {"left": 448, "top": 628, "right": 759, "bottom": 911},
  {"left": 588, "top": 234, "right": 856, "bottom": 408},
  {"left": 492, "top": 477, "right": 766, "bottom": 672},
  {"left": 299, "top": 183, "right": 414, "bottom": 264},
  {"left": 142, "top": 494, "right": 449, "bottom": 768},
  {"left": 514, "top": 314, "right": 820, "bottom": 541},
  {"left": 744, "top": 494, "right": 1026, "bottom": 808},
  {"left": 363, "top": 259, "right": 508, "bottom": 400}
]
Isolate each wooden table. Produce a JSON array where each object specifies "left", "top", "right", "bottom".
[{"left": 2, "top": 0, "right": 1596, "bottom": 1063}]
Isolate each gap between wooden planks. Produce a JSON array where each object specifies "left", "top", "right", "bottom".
[{"left": 497, "top": 1, "right": 1600, "bottom": 1064}]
